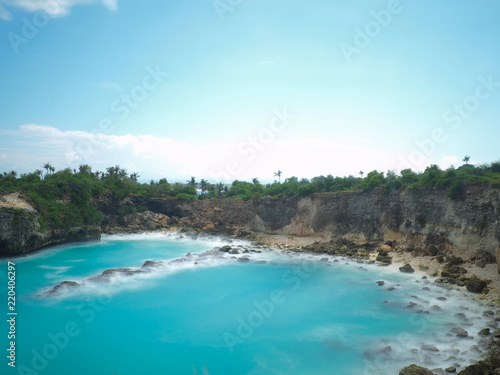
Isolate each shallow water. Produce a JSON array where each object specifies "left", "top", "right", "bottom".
[{"left": 0, "top": 233, "right": 491, "bottom": 374}]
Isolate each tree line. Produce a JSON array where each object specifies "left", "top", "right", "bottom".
[{"left": 0, "top": 159, "right": 499, "bottom": 230}]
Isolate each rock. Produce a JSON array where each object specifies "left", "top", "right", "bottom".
[
  {"left": 229, "top": 249, "right": 240, "bottom": 254},
  {"left": 399, "top": 364, "right": 433, "bottom": 375},
  {"left": 445, "top": 367, "right": 457, "bottom": 373},
  {"left": 400, "top": 264, "right": 415, "bottom": 273},
  {"left": 457, "top": 361, "right": 494, "bottom": 374},
  {"left": 426, "top": 244, "right": 439, "bottom": 256},
  {"left": 421, "top": 344, "right": 439, "bottom": 352},
  {"left": 455, "top": 313, "right": 467, "bottom": 320},
  {"left": 238, "top": 257, "right": 250, "bottom": 262},
  {"left": 465, "top": 276, "right": 488, "bottom": 294},
  {"left": 436, "top": 296, "right": 447, "bottom": 301},
  {"left": 376, "top": 280, "right": 385, "bottom": 286},
  {"left": 492, "top": 329, "right": 500, "bottom": 338},
  {"left": 488, "top": 344, "right": 500, "bottom": 367},
  {"left": 47, "top": 280, "right": 79, "bottom": 295},
  {"left": 219, "top": 245, "right": 232, "bottom": 252},
  {"left": 484, "top": 310, "right": 495, "bottom": 316},
  {"left": 451, "top": 327, "right": 468, "bottom": 337},
  {"left": 478, "top": 328, "right": 491, "bottom": 336}
]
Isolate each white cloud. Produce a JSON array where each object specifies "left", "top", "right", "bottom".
[
  {"left": 439, "top": 156, "right": 459, "bottom": 170},
  {"left": 0, "top": 0, "right": 118, "bottom": 19},
  {"left": 0, "top": 124, "right": 436, "bottom": 183}
]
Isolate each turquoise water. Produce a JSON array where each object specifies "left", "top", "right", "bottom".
[{"left": 0, "top": 234, "right": 487, "bottom": 374}]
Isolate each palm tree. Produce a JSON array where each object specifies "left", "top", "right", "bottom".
[
  {"left": 463, "top": 155, "right": 471, "bottom": 165},
  {"left": 42, "top": 162, "right": 53, "bottom": 177},
  {"left": 359, "top": 171, "right": 364, "bottom": 178},
  {"left": 187, "top": 177, "right": 196, "bottom": 187},
  {"left": 130, "top": 172, "right": 139, "bottom": 182},
  {"left": 35, "top": 169, "right": 43, "bottom": 178},
  {"left": 200, "top": 179, "right": 208, "bottom": 193},
  {"left": 274, "top": 170, "right": 282, "bottom": 183}
]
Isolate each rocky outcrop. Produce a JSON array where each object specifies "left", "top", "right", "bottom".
[
  {"left": 0, "top": 208, "right": 100, "bottom": 256},
  {"left": 0, "top": 192, "right": 101, "bottom": 256}
]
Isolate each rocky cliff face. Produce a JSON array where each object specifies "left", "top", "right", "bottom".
[
  {"left": 0, "top": 192, "right": 100, "bottom": 256},
  {"left": 1, "top": 187, "right": 499, "bottom": 262},
  {"left": 164, "top": 186, "right": 500, "bottom": 264}
]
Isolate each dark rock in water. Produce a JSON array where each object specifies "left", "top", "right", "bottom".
[
  {"left": 478, "top": 328, "right": 491, "bottom": 336},
  {"left": 488, "top": 344, "right": 500, "bottom": 367},
  {"left": 421, "top": 344, "right": 439, "bottom": 352},
  {"left": 491, "top": 329, "right": 500, "bottom": 338},
  {"left": 399, "top": 364, "right": 433, "bottom": 375},
  {"left": 47, "top": 280, "right": 79, "bottom": 295},
  {"left": 445, "top": 367, "right": 456, "bottom": 373},
  {"left": 320, "top": 257, "right": 329, "bottom": 262},
  {"left": 219, "top": 245, "right": 232, "bottom": 252},
  {"left": 431, "top": 305, "right": 442, "bottom": 311},
  {"left": 243, "top": 249, "right": 250, "bottom": 253},
  {"left": 436, "top": 296, "right": 447, "bottom": 301},
  {"left": 238, "top": 257, "right": 250, "bottom": 262},
  {"left": 376, "top": 280, "right": 385, "bottom": 286},
  {"left": 229, "top": 249, "right": 240, "bottom": 254},
  {"left": 455, "top": 313, "right": 467, "bottom": 320},
  {"left": 142, "top": 260, "right": 161, "bottom": 268},
  {"left": 465, "top": 276, "right": 488, "bottom": 294},
  {"left": 422, "top": 287, "right": 430, "bottom": 291},
  {"left": 456, "top": 361, "right": 494, "bottom": 374},
  {"left": 399, "top": 264, "right": 415, "bottom": 273},
  {"left": 451, "top": 327, "right": 468, "bottom": 337}
]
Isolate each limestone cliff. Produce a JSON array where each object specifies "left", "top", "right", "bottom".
[
  {"left": 0, "top": 192, "right": 100, "bottom": 256},
  {"left": 1, "top": 187, "right": 499, "bottom": 263}
]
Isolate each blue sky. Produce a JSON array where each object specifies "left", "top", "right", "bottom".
[{"left": 0, "top": 0, "right": 499, "bottom": 182}]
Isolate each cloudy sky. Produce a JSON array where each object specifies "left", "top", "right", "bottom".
[{"left": 0, "top": 0, "right": 499, "bottom": 182}]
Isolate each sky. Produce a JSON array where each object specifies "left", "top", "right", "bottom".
[{"left": 0, "top": 0, "right": 499, "bottom": 183}]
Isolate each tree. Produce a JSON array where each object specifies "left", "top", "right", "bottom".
[
  {"left": 359, "top": 171, "right": 364, "bottom": 178},
  {"left": 187, "top": 177, "right": 196, "bottom": 187},
  {"left": 274, "top": 170, "right": 282, "bottom": 183},
  {"left": 463, "top": 155, "right": 471, "bottom": 165},
  {"left": 130, "top": 172, "right": 140, "bottom": 182},
  {"left": 199, "top": 179, "right": 208, "bottom": 193},
  {"left": 42, "top": 162, "right": 53, "bottom": 177}
]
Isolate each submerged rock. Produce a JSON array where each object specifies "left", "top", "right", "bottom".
[
  {"left": 47, "top": 280, "right": 79, "bottom": 295},
  {"left": 399, "top": 364, "right": 433, "bottom": 375},
  {"left": 376, "top": 280, "right": 385, "bottom": 286},
  {"left": 451, "top": 327, "right": 469, "bottom": 337}
]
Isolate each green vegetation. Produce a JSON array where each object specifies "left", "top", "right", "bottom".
[{"left": 1, "top": 160, "right": 499, "bottom": 230}]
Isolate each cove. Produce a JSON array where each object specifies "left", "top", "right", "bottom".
[{"left": 0, "top": 233, "right": 490, "bottom": 375}]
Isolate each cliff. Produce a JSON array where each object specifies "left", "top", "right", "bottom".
[
  {"left": 0, "top": 192, "right": 100, "bottom": 256},
  {"left": 1, "top": 187, "right": 499, "bottom": 266}
]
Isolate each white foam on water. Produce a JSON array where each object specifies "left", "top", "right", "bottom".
[{"left": 38, "top": 234, "right": 494, "bottom": 372}]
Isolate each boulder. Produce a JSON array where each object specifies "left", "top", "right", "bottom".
[
  {"left": 399, "top": 364, "right": 433, "bottom": 375},
  {"left": 400, "top": 264, "right": 415, "bottom": 273},
  {"left": 465, "top": 276, "right": 488, "bottom": 294},
  {"left": 451, "top": 327, "right": 468, "bottom": 337},
  {"left": 479, "top": 328, "right": 491, "bottom": 336}
]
